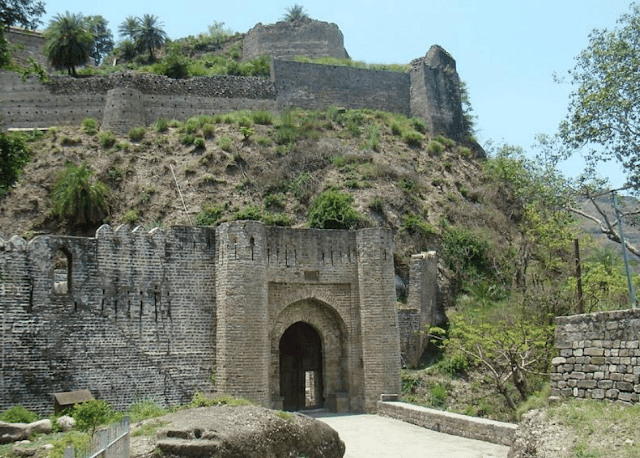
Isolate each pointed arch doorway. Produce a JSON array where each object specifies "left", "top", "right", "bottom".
[{"left": 279, "top": 322, "right": 324, "bottom": 411}]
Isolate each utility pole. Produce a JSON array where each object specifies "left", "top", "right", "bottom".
[{"left": 611, "top": 190, "right": 637, "bottom": 308}]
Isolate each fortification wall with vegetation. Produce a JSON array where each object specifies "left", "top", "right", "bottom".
[
  {"left": 0, "top": 46, "right": 462, "bottom": 138},
  {"left": 552, "top": 308, "right": 640, "bottom": 404}
]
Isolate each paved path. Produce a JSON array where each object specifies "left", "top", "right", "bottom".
[{"left": 309, "top": 412, "right": 510, "bottom": 458}]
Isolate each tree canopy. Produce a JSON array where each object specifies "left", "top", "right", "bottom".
[
  {"left": 0, "top": 0, "right": 45, "bottom": 29},
  {"left": 85, "top": 15, "right": 113, "bottom": 65},
  {"left": 133, "top": 14, "right": 167, "bottom": 60},
  {"left": 557, "top": 4, "right": 640, "bottom": 189},
  {"left": 43, "top": 11, "right": 92, "bottom": 76},
  {"left": 282, "top": 4, "right": 309, "bottom": 22}
]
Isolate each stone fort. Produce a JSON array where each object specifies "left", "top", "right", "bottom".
[
  {"left": 0, "top": 19, "right": 445, "bottom": 414},
  {"left": 1, "top": 19, "right": 464, "bottom": 139}
]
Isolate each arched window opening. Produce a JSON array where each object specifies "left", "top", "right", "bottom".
[{"left": 53, "top": 248, "right": 72, "bottom": 295}]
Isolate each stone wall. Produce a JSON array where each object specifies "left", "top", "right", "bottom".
[
  {"left": 398, "top": 252, "right": 437, "bottom": 368},
  {"left": 4, "top": 27, "right": 50, "bottom": 71},
  {"left": 243, "top": 18, "right": 349, "bottom": 61},
  {"left": 272, "top": 59, "right": 411, "bottom": 117},
  {"left": 0, "top": 222, "right": 417, "bottom": 415},
  {"left": 0, "top": 45, "right": 462, "bottom": 138},
  {"left": 377, "top": 401, "right": 516, "bottom": 446},
  {"left": 552, "top": 309, "right": 640, "bottom": 404}
]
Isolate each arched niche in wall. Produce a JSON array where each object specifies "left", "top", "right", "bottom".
[{"left": 53, "top": 247, "right": 72, "bottom": 295}]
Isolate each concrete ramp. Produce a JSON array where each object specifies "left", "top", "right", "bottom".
[{"left": 312, "top": 412, "right": 509, "bottom": 458}]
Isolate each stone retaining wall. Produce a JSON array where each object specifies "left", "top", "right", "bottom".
[
  {"left": 551, "top": 308, "right": 640, "bottom": 404},
  {"left": 377, "top": 401, "right": 516, "bottom": 446}
]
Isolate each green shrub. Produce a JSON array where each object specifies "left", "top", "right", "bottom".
[
  {"left": 154, "top": 118, "right": 169, "bottom": 132},
  {"left": 0, "top": 132, "right": 30, "bottom": 194},
  {"left": 125, "top": 399, "right": 168, "bottom": 422},
  {"left": 98, "top": 131, "right": 117, "bottom": 148},
  {"left": 128, "top": 127, "right": 146, "bottom": 142},
  {"left": 239, "top": 126, "right": 254, "bottom": 140},
  {"left": 49, "top": 431, "right": 91, "bottom": 458},
  {"left": 441, "top": 226, "right": 492, "bottom": 280},
  {"left": 52, "top": 163, "right": 110, "bottom": 227},
  {"left": 234, "top": 205, "right": 262, "bottom": 221},
  {"left": 181, "top": 134, "right": 196, "bottom": 145},
  {"left": 263, "top": 212, "right": 292, "bottom": 226},
  {"left": 81, "top": 117, "right": 99, "bottom": 135},
  {"left": 403, "top": 130, "right": 424, "bottom": 147},
  {"left": 390, "top": 122, "right": 403, "bottom": 136},
  {"left": 429, "top": 383, "right": 448, "bottom": 409},
  {"left": 435, "top": 135, "right": 456, "bottom": 147},
  {"left": 153, "top": 52, "right": 191, "bottom": 79},
  {"left": 194, "top": 137, "right": 206, "bottom": 149},
  {"left": 369, "top": 196, "right": 384, "bottom": 212},
  {"left": 427, "top": 140, "right": 444, "bottom": 155},
  {"left": 123, "top": 209, "right": 138, "bottom": 224},
  {"left": 411, "top": 117, "right": 428, "bottom": 134},
  {"left": 217, "top": 136, "right": 233, "bottom": 151},
  {"left": 0, "top": 405, "right": 39, "bottom": 423},
  {"left": 202, "top": 123, "right": 215, "bottom": 139},
  {"left": 403, "top": 213, "right": 438, "bottom": 237},
  {"left": 307, "top": 189, "right": 363, "bottom": 230},
  {"left": 72, "top": 400, "right": 114, "bottom": 437},
  {"left": 256, "top": 136, "right": 272, "bottom": 146},
  {"left": 195, "top": 204, "right": 223, "bottom": 226},
  {"left": 251, "top": 110, "right": 275, "bottom": 125}
]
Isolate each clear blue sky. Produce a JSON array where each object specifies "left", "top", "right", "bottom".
[{"left": 40, "top": 0, "right": 633, "bottom": 188}]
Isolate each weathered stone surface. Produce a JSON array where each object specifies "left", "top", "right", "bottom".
[
  {"left": 132, "top": 405, "right": 345, "bottom": 458},
  {"left": 56, "top": 416, "right": 75, "bottom": 432},
  {"left": 0, "top": 422, "right": 30, "bottom": 444},
  {"left": 552, "top": 309, "right": 640, "bottom": 405}
]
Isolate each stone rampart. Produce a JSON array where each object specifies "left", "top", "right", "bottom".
[
  {"left": 377, "top": 401, "right": 516, "bottom": 446},
  {"left": 243, "top": 18, "right": 349, "bottom": 61},
  {"left": 551, "top": 308, "right": 640, "bottom": 404},
  {"left": 0, "top": 222, "right": 415, "bottom": 415},
  {"left": 4, "top": 27, "right": 50, "bottom": 71},
  {"left": 272, "top": 59, "right": 411, "bottom": 116},
  {"left": 0, "top": 45, "right": 462, "bottom": 138}
]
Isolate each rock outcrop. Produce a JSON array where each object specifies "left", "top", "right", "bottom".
[{"left": 131, "top": 405, "right": 345, "bottom": 458}]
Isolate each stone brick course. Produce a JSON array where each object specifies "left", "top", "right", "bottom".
[
  {"left": 552, "top": 309, "right": 640, "bottom": 404},
  {"left": 377, "top": 401, "right": 516, "bottom": 446}
]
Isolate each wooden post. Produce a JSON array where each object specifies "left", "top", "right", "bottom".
[{"left": 574, "top": 239, "right": 584, "bottom": 314}]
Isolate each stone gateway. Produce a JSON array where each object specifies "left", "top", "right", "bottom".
[{"left": 0, "top": 222, "right": 436, "bottom": 414}]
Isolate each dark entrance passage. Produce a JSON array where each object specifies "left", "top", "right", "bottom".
[{"left": 279, "top": 322, "right": 324, "bottom": 411}]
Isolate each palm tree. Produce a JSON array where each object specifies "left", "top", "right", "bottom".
[
  {"left": 118, "top": 16, "right": 139, "bottom": 41},
  {"left": 43, "top": 12, "right": 93, "bottom": 76},
  {"left": 134, "top": 14, "right": 167, "bottom": 61},
  {"left": 282, "top": 4, "right": 309, "bottom": 22}
]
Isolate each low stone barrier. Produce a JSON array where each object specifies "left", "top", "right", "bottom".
[{"left": 377, "top": 400, "right": 516, "bottom": 446}]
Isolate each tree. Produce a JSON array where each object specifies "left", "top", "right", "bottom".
[
  {"left": 282, "top": 4, "right": 309, "bottom": 22},
  {"left": 84, "top": 15, "right": 113, "bottom": 65},
  {"left": 133, "top": 14, "right": 167, "bottom": 60},
  {"left": 0, "top": 131, "right": 30, "bottom": 194},
  {"left": 557, "top": 4, "right": 640, "bottom": 189},
  {"left": 117, "top": 15, "right": 139, "bottom": 41},
  {"left": 52, "top": 162, "right": 110, "bottom": 227},
  {"left": 43, "top": 11, "right": 92, "bottom": 76},
  {"left": 0, "top": 0, "right": 45, "bottom": 29}
]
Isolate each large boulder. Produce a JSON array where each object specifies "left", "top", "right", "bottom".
[
  {"left": 131, "top": 405, "right": 345, "bottom": 458},
  {"left": 0, "top": 419, "right": 52, "bottom": 444}
]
